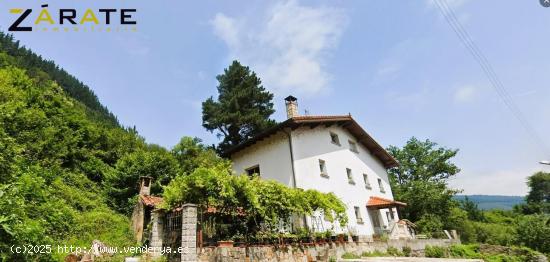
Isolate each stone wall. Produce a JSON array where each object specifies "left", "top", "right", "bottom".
[{"left": 197, "top": 239, "right": 460, "bottom": 262}]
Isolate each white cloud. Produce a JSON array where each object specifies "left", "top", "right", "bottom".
[
  {"left": 211, "top": 14, "right": 240, "bottom": 50},
  {"left": 454, "top": 85, "right": 477, "bottom": 103},
  {"left": 211, "top": 0, "right": 348, "bottom": 95}
]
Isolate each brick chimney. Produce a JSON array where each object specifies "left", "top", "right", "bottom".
[
  {"left": 139, "top": 176, "right": 152, "bottom": 196},
  {"left": 285, "top": 95, "right": 298, "bottom": 119}
]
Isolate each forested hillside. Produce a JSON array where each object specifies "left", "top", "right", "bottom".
[
  {"left": 0, "top": 32, "right": 118, "bottom": 126},
  {"left": 454, "top": 195, "right": 525, "bottom": 210},
  {"left": 0, "top": 33, "right": 162, "bottom": 261}
]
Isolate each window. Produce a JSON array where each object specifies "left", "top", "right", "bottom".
[
  {"left": 363, "top": 174, "right": 371, "bottom": 189},
  {"left": 319, "top": 159, "right": 329, "bottom": 178},
  {"left": 348, "top": 140, "right": 358, "bottom": 153},
  {"left": 330, "top": 132, "right": 340, "bottom": 145},
  {"left": 354, "top": 206, "right": 363, "bottom": 224},
  {"left": 386, "top": 211, "right": 395, "bottom": 222},
  {"left": 246, "top": 165, "right": 260, "bottom": 177},
  {"left": 346, "top": 168, "right": 355, "bottom": 185},
  {"left": 378, "top": 178, "right": 385, "bottom": 193}
]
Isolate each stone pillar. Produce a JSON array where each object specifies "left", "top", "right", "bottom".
[
  {"left": 150, "top": 210, "right": 164, "bottom": 258},
  {"left": 181, "top": 204, "right": 198, "bottom": 262}
]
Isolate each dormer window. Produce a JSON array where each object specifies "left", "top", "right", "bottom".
[
  {"left": 246, "top": 165, "right": 260, "bottom": 177},
  {"left": 349, "top": 140, "right": 358, "bottom": 153},
  {"left": 330, "top": 132, "right": 340, "bottom": 145}
]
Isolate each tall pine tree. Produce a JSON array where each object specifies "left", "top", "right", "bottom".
[{"left": 202, "top": 60, "right": 276, "bottom": 153}]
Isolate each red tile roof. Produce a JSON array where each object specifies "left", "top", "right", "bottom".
[
  {"left": 140, "top": 195, "right": 163, "bottom": 207},
  {"left": 222, "top": 115, "right": 399, "bottom": 168},
  {"left": 366, "top": 196, "right": 406, "bottom": 209}
]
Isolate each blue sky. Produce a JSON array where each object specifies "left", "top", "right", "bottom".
[{"left": 2, "top": 0, "right": 550, "bottom": 195}]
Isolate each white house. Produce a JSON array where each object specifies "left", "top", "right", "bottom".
[{"left": 223, "top": 96, "right": 406, "bottom": 238}]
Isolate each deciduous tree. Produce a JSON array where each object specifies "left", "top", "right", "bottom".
[
  {"left": 516, "top": 172, "right": 550, "bottom": 214},
  {"left": 387, "top": 137, "right": 461, "bottom": 222}
]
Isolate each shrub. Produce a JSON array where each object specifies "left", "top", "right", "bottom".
[
  {"left": 361, "top": 250, "right": 387, "bottom": 257},
  {"left": 416, "top": 214, "right": 443, "bottom": 234},
  {"left": 402, "top": 246, "right": 412, "bottom": 257},
  {"left": 483, "top": 254, "right": 522, "bottom": 262},
  {"left": 424, "top": 245, "right": 447, "bottom": 258},
  {"left": 473, "top": 221, "right": 515, "bottom": 246},
  {"left": 449, "top": 244, "right": 481, "bottom": 259},
  {"left": 447, "top": 244, "right": 545, "bottom": 262},
  {"left": 386, "top": 246, "right": 403, "bottom": 256},
  {"left": 341, "top": 252, "right": 360, "bottom": 259},
  {"left": 446, "top": 207, "right": 477, "bottom": 243},
  {"left": 515, "top": 215, "right": 550, "bottom": 254}
]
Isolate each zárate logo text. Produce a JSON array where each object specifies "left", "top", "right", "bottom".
[{"left": 8, "top": 4, "right": 137, "bottom": 32}]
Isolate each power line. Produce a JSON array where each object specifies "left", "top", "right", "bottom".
[{"left": 433, "top": 0, "right": 550, "bottom": 156}]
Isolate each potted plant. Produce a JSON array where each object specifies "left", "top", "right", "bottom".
[
  {"left": 337, "top": 233, "right": 346, "bottom": 243},
  {"left": 325, "top": 230, "right": 334, "bottom": 243},
  {"left": 203, "top": 217, "right": 217, "bottom": 246},
  {"left": 283, "top": 233, "right": 297, "bottom": 244},
  {"left": 348, "top": 227, "right": 359, "bottom": 242},
  {"left": 217, "top": 240, "right": 234, "bottom": 247},
  {"left": 232, "top": 233, "right": 245, "bottom": 247},
  {"left": 314, "top": 231, "right": 325, "bottom": 244},
  {"left": 297, "top": 228, "right": 312, "bottom": 244},
  {"left": 256, "top": 230, "right": 269, "bottom": 245},
  {"left": 344, "top": 234, "right": 350, "bottom": 242},
  {"left": 270, "top": 232, "right": 280, "bottom": 245}
]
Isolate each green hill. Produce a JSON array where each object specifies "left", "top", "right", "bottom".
[
  {"left": 0, "top": 33, "right": 118, "bottom": 126},
  {"left": 454, "top": 195, "right": 525, "bottom": 210},
  {"left": 0, "top": 32, "right": 149, "bottom": 261}
]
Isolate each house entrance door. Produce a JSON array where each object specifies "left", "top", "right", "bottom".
[{"left": 368, "top": 210, "right": 383, "bottom": 235}]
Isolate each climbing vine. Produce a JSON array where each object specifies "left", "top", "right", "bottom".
[{"left": 162, "top": 167, "right": 348, "bottom": 235}]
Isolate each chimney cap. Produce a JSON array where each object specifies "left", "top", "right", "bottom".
[{"left": 285, "top": 95, "right": 297, "bottom": 102}]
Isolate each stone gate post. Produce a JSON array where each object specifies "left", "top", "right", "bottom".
[
  {"left": 181, "top": 204, "right": 198, "bottom": 262},
  {"left": 150, "top": 210, "right": 164, "bottom": 258}
]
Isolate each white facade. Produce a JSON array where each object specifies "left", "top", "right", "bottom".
[{"left": 230, "top": 124, "right": 398, "bottom": 236}]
